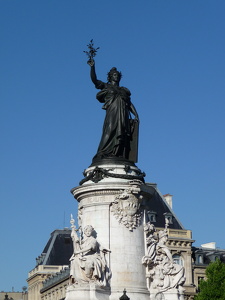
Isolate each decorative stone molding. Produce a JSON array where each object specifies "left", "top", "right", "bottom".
[
  {"left": 167, "top": 239, "right": 192, "bottom": 249},
  {"left": 72, "top": 182, "right": 140, "bottom": 202},
  {"left": 111, "top": 180, "right": 143, "bottom": 231},
  {"left": 76, "top": 190, "right": 122, "bottom": 202},
  {"left": 79, "top": 194, "right": 118, "bottom": 207}
]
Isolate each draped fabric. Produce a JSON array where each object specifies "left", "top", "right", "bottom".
[
  {"left": 93, "top": 80, "right": 132, "bottom": 160},
  {"left": 70, "top": 236, "right": 110, "bottom": 286}
]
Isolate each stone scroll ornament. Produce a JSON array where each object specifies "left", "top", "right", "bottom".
[
  {"left": 69, "top": 216, "right": 111, "bottom": 287},
  {"left": 142, "top": 219, "right": 186, "bottom": 300},
  {"left": 111, "top": 181, "right": 143, "bottom": 231}
]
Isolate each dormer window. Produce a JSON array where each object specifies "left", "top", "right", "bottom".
[
  {"left": 164, "top": 212, "right": 173, "bottom": 224},
  {"left": 147, "top": 211, "right": 157, "bottom": 223},
  {"left": 197, "top": 255, "right": 203, "bottom": 264}
]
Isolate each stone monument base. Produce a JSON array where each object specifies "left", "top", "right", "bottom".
[
  {"left": 111, "top": 287, "right": 150, "bottom": 300},
  {"left": 65, "top": 284, "right": 150, "bottom": 300},
  {"left": 150, "top": 288, "right": 185, "bottom": 300},
  {"left": 65, "top": 284, "right": 110, "bottom": 300}
]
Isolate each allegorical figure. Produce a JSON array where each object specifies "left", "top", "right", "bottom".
[
  {"left": 69, "top": 223, "right": 111, "bottom": 287},
  {"left": 88, "top": 59, "right": 139, "bottom": 163},
  {"left": 142, "top": 221, "right": 185, "bottom": 300}
]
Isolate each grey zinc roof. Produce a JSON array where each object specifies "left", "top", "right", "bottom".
[
  {"left": 36, "top": 228, "right": 73, "bottom": 267},
  {"left": 143, "top": 183, "right": 184, "bottom": 230}
]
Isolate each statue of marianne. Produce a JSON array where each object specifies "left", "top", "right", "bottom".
[{"left": 88, "top": 59, "right": 139, "bottom": 163}]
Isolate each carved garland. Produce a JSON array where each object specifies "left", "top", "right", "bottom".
[{"left": 79, "top": 166, "right": 145, "bottom": 185}]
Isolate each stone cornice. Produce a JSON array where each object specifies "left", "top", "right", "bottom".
[
  {"left": 167, "top": 240, "right": 193, "bottom": 248},
  {"left": 72, "top": 183, "right": 131, "bottom": 201}
]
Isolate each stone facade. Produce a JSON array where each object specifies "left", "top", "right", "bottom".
[
  {"left": 27, "top": 265, "right": 67, "bottom": 300},
  {"left": 40, "top": 268, "right": 69, "bottom": 300},
  {"left": 165, "top": 229, "right": 195, "bottom": 299},
  {"left": 192, "top": 245, "right": 225, "bottom": 293}
]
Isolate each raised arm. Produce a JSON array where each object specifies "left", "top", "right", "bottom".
[{"left": 87, "top": 59, "right": 98, "bottom": 86}]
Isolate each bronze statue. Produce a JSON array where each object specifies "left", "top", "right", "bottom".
[{"left": 85, "top": 41, "right": 139, "bottom": 163}]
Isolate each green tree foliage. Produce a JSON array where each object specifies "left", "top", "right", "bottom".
[{"left": 195, "top": 259, "right": 225, "bottom": 300}]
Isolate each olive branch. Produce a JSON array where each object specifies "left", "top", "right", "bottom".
[{"left": 83, "top": 39, "right": 100, "bottom": 61}]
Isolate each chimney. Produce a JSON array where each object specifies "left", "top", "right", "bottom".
[{"left": 163, "top": 194, "right": 173, "bottom": 209}]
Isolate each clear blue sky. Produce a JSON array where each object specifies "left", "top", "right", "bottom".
[{"left": 1, "top": 0, "right": 225, "bottom": 292}]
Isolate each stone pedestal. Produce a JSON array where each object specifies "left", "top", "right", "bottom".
[
  {"left": 67, "top": 163, "right": 153, "bottom": 300},
  {"left": 66, "top": 284, "right": 111, "bottom": 300},
  {"left": 150, "top": 289, "right": 185, "bottom": 300}
]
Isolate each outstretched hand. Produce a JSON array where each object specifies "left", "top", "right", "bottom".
[{"left": 87, "top": 59, "right": 95, "bottom": 67}]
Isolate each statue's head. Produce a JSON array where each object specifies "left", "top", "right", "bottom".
[
  {"left": 84, "top": 225, "right": 94, "bottom": 237},
  {"left": 107, "top": 67, "right": 122, "bottom": 83}
]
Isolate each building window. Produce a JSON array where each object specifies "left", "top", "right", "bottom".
[
  {"left": 197, "top": 255, "right": 203, "bottom": 264},
  {"left": 150, "top": 215, "right": 156, "bottom": 222},
  {"left": 197, "top": 276, "right": 205, "bottom": 292},
  {"left": 164, "top": 212, "right": 173, "bottom": 224},
  {"left": 198, "top": 276, "right": 204, "bottom": 284},
  {"left": 167, "top": 216, "right": 173, "bottom": 224},
  {"left": 173, "top": 254, "right": 183, "bottom": 266},
  {"left": 147, "top": 211, "right": 157, "bottom": 223}
]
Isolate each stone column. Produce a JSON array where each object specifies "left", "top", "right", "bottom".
[{"left": 68, "top": 163, "right": 152, "bottom": 300}]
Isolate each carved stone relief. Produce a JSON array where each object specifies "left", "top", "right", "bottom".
[
  {"left": 69, "top": 217, "right": 111, "bottom": 288},
  {"left": 142, "top": 220, "right": 186, "bottom": 300},
  {"left": 111, "top": 180, "right": 143, "bottom": 231}
]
